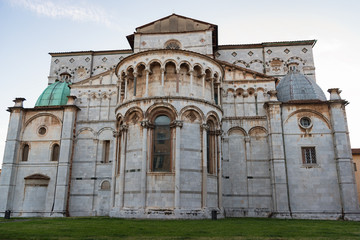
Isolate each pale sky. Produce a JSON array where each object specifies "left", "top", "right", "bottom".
[{"left": 0, "top": 0, "right": 359, "bottom": 167}]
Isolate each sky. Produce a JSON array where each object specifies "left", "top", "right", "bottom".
[{"left": 0, "top": 0, "right": 359, "bottom": 167}]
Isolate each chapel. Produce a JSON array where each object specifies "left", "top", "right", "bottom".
[{"left": 0, "top": 14, "right": 359, "bottom": 220}]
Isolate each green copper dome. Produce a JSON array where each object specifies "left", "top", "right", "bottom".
[{"left": 35, "top": 81, "right": 71, "bottom": 107}]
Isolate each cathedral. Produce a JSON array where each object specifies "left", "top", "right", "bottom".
[{"left": 0, "top": 14, "right": 359, "bottom": 220}]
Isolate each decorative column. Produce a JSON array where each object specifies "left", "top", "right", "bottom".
[
  {"left": 133, "top": 72, "right": 138, "bottom": 97},
  {"left": 117, "top": 76, "right": 122, "bottom": 103},
  {"left": 202, "top": 74, "right": 205, "bottom": 99},
  {"left": 118, "top": 125, "right": 128, "bottom": 209},
  {"left": 176, "top": 67, "right": 180, "bottom": 94},
  {"left": 211, "top": 78, "right": 214, "bottom": 102},
  {"left": 172, "top": 120, "right": 183, "bottom": 209},
  {"left": 53, "top": 96, "right": 79, "bottom": 217},
  {"left": 201, "top": 123, "right": 209, "bottom": 208},
  {"left": 140, "top": 120, "right": 149, "bottom": 209},
  {"left": 145, "top": 69, "right": 150, "bottom": 97},
  {"left": 264, "top": 90, "right": 291, "bottom": 216},
  {"left": 0, "top": 98, "right": 25, "bottom": 216},
  {"left": 111, "top": 130, "right": 120, "bottom": 208},
  {"left": 328, "top": 88, "right": 360, "bottom": 217},
  {"left": 217, "top": 83, "right": 221, "bottom": 105},
  {"left": 161, "top": 68, "right": 165, "bottom": 86},
  {"left": 216, "top": 130, "right": 223, "bottom": 209},
  {"left": 124, "top": 77, "right": 128, "bottom": 100},
  {"left": 189, "top": 70, "right": 194, "bottom": 96}
]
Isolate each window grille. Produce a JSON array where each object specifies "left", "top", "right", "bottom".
[{"left": 302, "top": 147, "right": 316, "bottom": 164}]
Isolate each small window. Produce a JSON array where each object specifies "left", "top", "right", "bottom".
[
  {"left": 354, "top": 162, "right": 357, "bottom": 172},
  {"left": 302, "top": 147, "right": 316, "bottom": 165},
  {"left": 51, "top": 144, "right": 60, "bottom": 161},
  {"left": 38, "top": 126, "right": 47, "bottom": 135},
  {"left": 100, "top": 181, "right": 110, "bottom": 190},
  {"left": 299, "top": 117, "right": 312, "bottom": 129},
  {"left": 103, "top": 140, "right": 110, "bottom": 163},
  {"left": 22, "top": 144, "right": 29, "bottom": 162}
]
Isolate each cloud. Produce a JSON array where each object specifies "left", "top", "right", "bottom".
[{"left": 10, "top": 0, "right": 120, "bottom": 30}]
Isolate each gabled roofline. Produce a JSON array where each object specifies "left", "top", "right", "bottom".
[
  {"left": 218, "top": 40, "right": 317, "bottom": 50},
  {"left": 135, "top": 13, "right": 216, "bottom": 32},
  {"left": 215, "top": 59, "right": 278, "bottom": 83}
]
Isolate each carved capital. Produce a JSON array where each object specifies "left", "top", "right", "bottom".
[
  {"left": 215, "top": 130, "right": 224, "bottom": 136},
  {"left": 119, "top": 124, "right": 128, "bottom": 132},
  {"left": 201, "top": 123, "right": 210, "bottom": 131},
  {"left": 140, "top": 120, "right": 150, "bottom": 128},
  {"left": 267, "top": 90, "right": 278, "bottom": 100},
  {"left": 170, "top": 120, "right": 183, "bottom": 128},
  {"left": 112, "top": 130, "right": 120, "bottom": 137}
]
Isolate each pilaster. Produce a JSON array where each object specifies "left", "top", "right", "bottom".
[
  {"left": 0, "top": 98, "right": 26, "bottom": 215},
  {"left": 328, "top": 88, "right": 359, "bottom": 216},
  {"left": 52, "top": 96, "right": 79, "bottom": 217},
  {"left": 265, "top": 92, "right": 291, "bottom": 216}
]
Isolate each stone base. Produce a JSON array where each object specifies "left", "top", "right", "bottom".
[
  {"left": 109, "top": 207, "right": 224, "bottom": 219},
  {"left": 224, "top": 208, "right": 360, "bottom": 221}
]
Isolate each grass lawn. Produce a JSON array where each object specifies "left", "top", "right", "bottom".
[{"left": 0, "top": 217, "right": 360, "bottom": 239}]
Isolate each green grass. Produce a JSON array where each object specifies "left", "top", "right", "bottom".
[{"left": 0, "top": 217, "right": 360, "bottom": 239}]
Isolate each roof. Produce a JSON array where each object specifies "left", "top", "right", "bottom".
[
  {"left": 218, "top": 40, "right": 317, "bottom": 49},
  {"left": 135, "top": 13, "right": 216, "bottom": 33},
  {"left": 215, "top": 59, "right": 278, "bottom": 82},
  {"left": 352, "top": 149, "right": 360, "bottom": 155},
  {"left": 49, "top": 49, "right": 132, "bottom": 57},
  {"left": 35, "top": 81, "right": 70, "bottom": 107},
  {"left": 276, "top": 71, "right": 326, "bottom": 102},
  {"left": 127, "top": 14, "right": 218, "bottom": 51}
]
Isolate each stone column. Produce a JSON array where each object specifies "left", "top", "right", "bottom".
[
  {"left": 201, "top": 123, "right": 209, "bottom": 208},
  {"left": 53, "top": 96, "right": 79, "bottom": 217},
  {"left": 133, "top": 72, "right": 138, "bottom": 97},
  {"left": 111, "top": 130, "right": 120, "bottom": 208},
  {"left": 189, "top": 70, "right": 194, "bottom": 96},
  {"left": 172, "top": 120, "right": 183, "bottom": 209},
  {"left": 0, "top": 98, "right": 25, "bottom": 216},
  {"left": 140, "top": 120, "right": 149, "bottom": 209},
  {"left": 118, "top": 125, "right": 128, "bottom": 209},
  {"left": 117, "top": 77, "right": 122, "bottom": 103},
  {"left": 216, "top": 130, "right": 223, "bottom": 209},
  {"left": 328, "top": 88, "right": 360, "bottom": 217},
  {"left": 202, "top": 74, "right": 205, "bottom": 99},
  {"left": 264, "top": 90, "right": 291, "bottom": 216},
  {"left": 124, "top": 77, "right": 128, "bottom": 101},
  {"left": 161, "top": 68, "right": 165, "bottom": 96},
  {"left": 211, "top": 78, "right": 214, "bottom": 102},
  {"left": 217, "top": 83, "right": 221, "bottom": 105},
  {"left": 176, "top": 67, "right": 180, "bottom": 94},
  {"left": 145, "top": 69, "right": 150, "bottom": 97}
]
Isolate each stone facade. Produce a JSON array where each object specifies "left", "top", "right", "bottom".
[
  {"left": 0, "top": 14, "right": 359, "bottom": 220},
  {"left": 352, "top": 149, "right": 360, "bottom": 204}
]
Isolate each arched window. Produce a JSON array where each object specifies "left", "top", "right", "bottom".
[
  {"left": 206, "top": 121, "right": 216, "bottom": 174},
  {"left": 59, "top": 73, "right": 71, "bottom": 82},
  {"left": 51, "top": 144, "right": 60, "bottom": 161},
  {"left": 152, "top": 115, "right": 171, "bottom": 172},
  {"left": 164, "top": 40, "right": 181, "bottom": 50},
  {"left": 22, "top": 144, "right": 29, "bottom": 162}
]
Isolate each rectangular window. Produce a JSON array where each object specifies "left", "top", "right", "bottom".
[
  {"left": 301, "top": 147, "right": 316, "bottom": 165},
  {"left": 103, "top": 140, "right": 110, "bottom": 163},
  {"left": 354, "top": 162, "right": 357, "bottom": 172}
]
